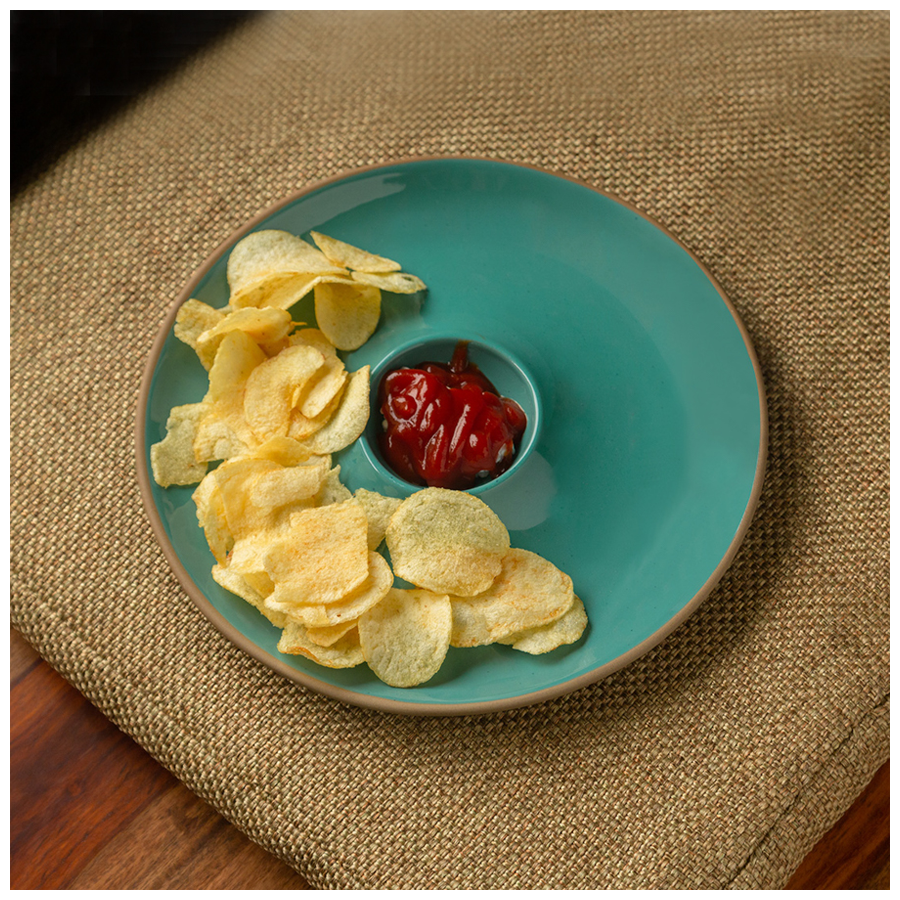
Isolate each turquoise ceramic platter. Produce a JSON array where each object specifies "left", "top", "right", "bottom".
[{"left": 136, "top": 158, "right": 767, "bottom": 716}]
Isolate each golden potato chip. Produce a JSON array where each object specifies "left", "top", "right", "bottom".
[
  {"left": 194, "top": 330, "right": 267, "bottom": 461},
  {"left": 227, "top": 230, "right": 349, "bottom": 310},
  {"left": 192, "top": 471, "right": 232, "bottom": 564},
  {"left": 295, "top": 353, "right": 347, "bottom": 419},
  {"left": 299, "top": 365, "right": 370, "bottom": 454},
  {"left": 214, "top": 455, "right": 330, "bottom": 540},
  {"left": 261, "top": 499, "right": 369, "bottom": 604},
  {"left": 227, "top": 532, "right": 270, "bottom": 575},
  {"left": 350, "top": 270, "right": 426, "bottom": 294},
  {"left": 243, "top": 343, "right": 326, "bottom": 441},
  {"left": 310, "top": 231, "right": 402, "bottom": 273},
  {"left": 151, "top": 403, "right": 209, "bottom": 487},
  {"left": 278, "top": 622, "right": 364, "bottom": 668},
  {"left": 242, "top": 570, "right": 275, "bottom": 597},
  {"left": 174, "top": 299, "right": 227, "bottom": 369},
  {"left": 498, "top": 595, "right": 587, "bottom": 654},
  {"left": 196, "top": 307, "right": 293, "bottom": 357},
  {"left": 354, "top": 488, "right": 402, "bottom": 550},
  {"left": 240, "top": 435, "right": 326, "bottom": 468},
  {"left": 212, "top": 563, "right": 286, "bottom": 628},
  {"left": 449, "top": 549, "right": 575, "bottom": 647},
  {"left": 358, "top": 588, "right": 452, "bottom": 688},
  {"left": 315, "top": 466, "right": 353, "bottom": 506},
  {"left": 267, "top": 551, "right": 392, "bottom": 628},
  {"left": 386, "top": 488, "right": 510, "bottom": 596},
  {"left": 304, "top": 619, "right": 358, "bottom": 647},
  {"left": 314, "top": 282, "right": 381, "bottom": 351},
  {"left": 290, "top": 327, "right": 339, "bottom": 357}
]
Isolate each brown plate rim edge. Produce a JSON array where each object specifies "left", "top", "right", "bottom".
[{"left": 134, "top": 155, "right": 769, "bottom": 718}]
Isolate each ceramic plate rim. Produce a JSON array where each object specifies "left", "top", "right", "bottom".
[{"left": 135, "top": 156, "right": 768, "bottom": 717}]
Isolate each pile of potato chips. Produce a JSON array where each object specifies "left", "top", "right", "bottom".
[{"left": 151, "top": 229, "right": 586, "bottom": 687}]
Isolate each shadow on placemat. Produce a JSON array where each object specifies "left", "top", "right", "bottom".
[{"left": 10, "top": 10, "right": 258, "bottom": 196}]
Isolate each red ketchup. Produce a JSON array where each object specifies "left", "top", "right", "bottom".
[{"left": 378, "top": 341, "right": 527, "bottom": 490}]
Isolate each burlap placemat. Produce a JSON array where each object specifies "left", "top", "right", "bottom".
[{"left": 10, "top": 11, "right": 888, "bottom": 889}]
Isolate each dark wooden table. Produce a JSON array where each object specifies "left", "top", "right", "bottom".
[{"left": 10, "top": 627, "right": 889, "bottom": 889}]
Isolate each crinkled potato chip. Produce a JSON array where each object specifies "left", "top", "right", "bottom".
[
  {"left": 192, "top": 471, "right": 232, "bottom": 565},
  {"left": 359, "top": 588, "right": 452, "bottom": 688},
  {"left": 350, "top": 270, "right": 426, "bottom": 294},
  {"left": 151, "top": 403, "right": 208, "bottom": 487},
  {"left": 290, "top": 327, "right": 339, "bottom": 358},
  {"left": 295, "top": 353, "right": 347, "bottom": 419},
  {"left": 299, "top": 366, "right": 370, "bottom": 454},
  {"left": 449, "top": 549, "right": 575, "bottom": 648},
  {"left": 196, "top": 307, "right": 293, "bottom": 357},
  {"left": 175, "top": 299, "right": 226, "bottom": 369},
  {"left": 314, "top": 282, "right": 381, "bottom": 351},
  {"left": 214, "top": 455, "right": 330, "bottom": 540},
  {"left": 243, "top": 343, "right": 326, "bottom": 441},
  {"left": 278, "top": 622, "right": 364, "bottom": 668},
  {"left": 315, "top": 466, "right": 353, "bottom": 506},
  {"left": 386, "top": 488, "right": 510, "bottom": 596},
  {"left": 227, "top": 531, "right": 271, "bottom": 576},
  {"left": 240, "top": 435, "right": 325, "bottom": 468},
  {"left": 261, "top": 499, "right": 369, "bottom": 604},
  {"left": 227, "top": 230, "right": 349, "bottom": 310},
  {"left": 304, "top": 619, "right": 358, "bottom": 648},
  {"left": 354, "top": 488, "right": 402, "bottom": 550},
  {"left": 498, "top": 595, "right": 588, "bottom": 654},
  {"left": 267, "top": 551, "right": 392, "bottom": 628},
  {"left": 194, "top": 330, "right": 267, "bottom": 461},
  {"left": 287, "top": 395, "right": 340, "bottom": 441},
  {"left": 310, "top": 231, "right": 402, "bottom": 273},
  {"left": 212, "top": 563, "right": 286, "bottom": 628}
]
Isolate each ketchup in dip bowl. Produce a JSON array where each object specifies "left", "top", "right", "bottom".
[{"left": 377, "top": 341, "right": 528, "bottom": 490}]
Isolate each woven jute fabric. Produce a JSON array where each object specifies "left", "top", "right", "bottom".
[{"left": 10, "top": 11, "right": 888, "bottom": 889}]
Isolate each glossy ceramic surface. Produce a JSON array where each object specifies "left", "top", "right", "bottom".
[{"left": 137, "top": 158, "right": 766, "bottom": 715}]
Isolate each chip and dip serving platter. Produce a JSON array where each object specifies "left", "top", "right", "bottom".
[{"left": 137, "top": 157, "right": 767, "bottom": 716}]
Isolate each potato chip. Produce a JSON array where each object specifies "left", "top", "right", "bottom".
[
  {"left": 358, "top": 588, "right": 452, "bottom": 687},
  {"left": 299, "top": 366, "right": 370, "bottom": 454},
  {"left": 449, "top": 549, "right": 575, "bottom": 647},
  {"left": 196, "top": 307, "right": 293, "bottom": 357},
  {"left": 227, "top": 531, "right": 271, "bottom": 575},
  {"left": 240, "top": 435, "right": 325, "bottom": 468},
  {"left": 354, "top": 488, "right": 402, "bottom": 550},
  {"left": 278, "top": 622, "right": 364, "bottom": 668},
  {"left": 287, "top": 397, "right": 340, "bottom": 441},
  {"left": 227, "top": 230, "right": 349, "bottom": 310},
  {"left": 268, "top": 551, "right": 392, "bottom": 628},
  {"left": 386, "top": 488, "right": 510, "bottom": 596},
  {"left": 194, "top": 330, "right": 267, "bottom": 461},
  {"left": 212, "top": 563, "right": 286, "bottom": 628},
  {"left": 214, "top": 455, "right": 330, "bottom": 539},
  {"left": 315, "top": 466, "right": 353, "bottom": 506},
  {"left": 310, "top": 231, "right": 402, "bottom": 273},
  {"left": 350, "top": 270, "right": 426, "bottom": 294},
  {"left": 295, "top": 353, "right": 347, "bottom": 419},
  {"left": 192, "top": 471, "right": 232, "bottom": 565},
  {"left": 261, "top": 499, "right": 369, "bottom": 604},
  {"left": 242, "top": 343, "right": 326, "bottom": 441},
  {"left": 151, "top": 403, "right": 209, "bottom": 487},
  {"left": 304, "top": 619, "right": 358, "bottom": 647},
  {"left": 314, "top": 281, "right": 381, "bottom": 352},
  {"left": 498, "top": 595, "right": 588, "bottom": 654},
  {"left": 290, "top": 327, "right": 339, "bottom": 357},
  {"left": 175, "top": 299, "right": 227, "bottom": 369}
]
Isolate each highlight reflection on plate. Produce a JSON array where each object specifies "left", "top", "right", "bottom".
[{"left": 136, "top": 158, "right": 766, "bottom": 716}]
